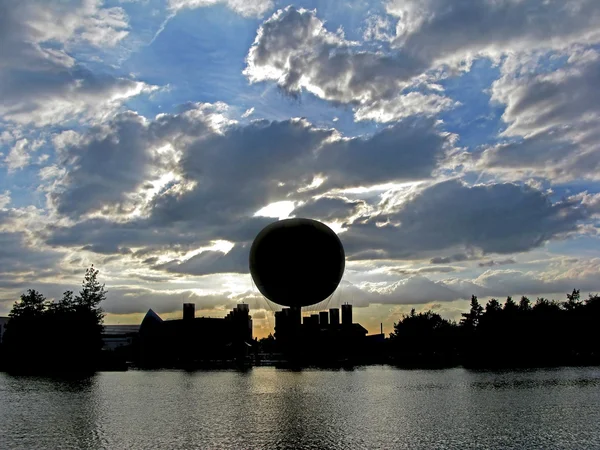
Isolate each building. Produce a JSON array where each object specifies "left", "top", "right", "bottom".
[
  {"left": 272, "top": 303, "right": 369, "bottom": 365},
  {"left": 342, "top": 304, "right": 353, "bottom": 326},
  {"left": 138, "top": 303, "right": 253, "bottom": 367},
  {"left": 330, "top": 308, "right": 340, "bottom": 326},
  {"left": 319, "top": 311, "right": 329, "bottom": 327}
]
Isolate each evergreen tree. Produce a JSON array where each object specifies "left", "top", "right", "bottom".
[{"left": 460, "top": 295, "right": 483, "bottom": 329}]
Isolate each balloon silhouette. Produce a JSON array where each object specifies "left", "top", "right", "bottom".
[{"left": 249, "top": 218, "right": 345, "bottom": 308}]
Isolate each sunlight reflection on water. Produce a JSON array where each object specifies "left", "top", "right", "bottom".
[{"left": 1, "top": 366, "right": 600, "bottom": 449}]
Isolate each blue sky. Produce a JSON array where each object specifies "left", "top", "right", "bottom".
[{"left": 2, "top": 0, "right": 600, "bottom": 337}]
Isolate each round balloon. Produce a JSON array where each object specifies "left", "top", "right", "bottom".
[{"left": 249, "top": 218, "right": 345, "bottom": 308}]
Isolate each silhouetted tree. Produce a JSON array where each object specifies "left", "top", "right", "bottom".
[
  {"left": 390, "top": 310, "right": 459, "bottom": 367},
  {"left": 460, "top": 295, "right": 483, "bottom": 329},
  {"left": 563, "top": 289, "right": 582, "bottom": 311},
  {"left": 2, "top": 267, "right": 106, "bottom": 373},
  {"left": 518, "top": 296, "right": 531, "bottom": 311},
  {"left": 504, "top": 296, "right": 518, "bottom": 313}
]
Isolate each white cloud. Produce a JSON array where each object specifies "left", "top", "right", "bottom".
[
  {"left": 168, "top": 0, "right": 273, "bottom": 17},
  {"left": 4, "top": 139, "right": 31, "bottom": 171},
  {"left": 244, "top": 7, "right": 433, "bottom": 122},
  {"left": 0, "top": 0, "right": 156, "bottom": 128},
  {"left": 477, "top": 50, "right": 600, "bottom": 181},
  {"left": 354, "top": 92, "right": 458, "bottom": 123},
  {"left": 0, "top": 191, "right": 10, "bottom": 209}
]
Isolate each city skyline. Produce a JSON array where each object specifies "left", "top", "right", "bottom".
[{"left": 2, "top": 0, "right": 600, "bottom": 339}]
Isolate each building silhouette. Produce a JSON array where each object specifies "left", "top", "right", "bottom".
[
  {"left": 342, "top": 303, "right": 352, "bottom": 326},
  {"left": 138, "top": 303, "right": 253, "bottom": 367},
  {"left": 271, "top": 303, "right": 373, "bottom": 365},
  {"left": 330, "top": 308, "right": 340, "bottom": 326}
]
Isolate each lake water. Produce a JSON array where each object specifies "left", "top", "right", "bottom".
[{"left": 1, "top": 366, "right": 600, "bottom": 449}]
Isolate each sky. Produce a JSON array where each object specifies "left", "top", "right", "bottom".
[{"left": 1, "top": 0, "right": 600, "bottom": 338}]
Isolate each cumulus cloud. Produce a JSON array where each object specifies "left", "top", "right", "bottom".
[
  {"left": 244, "top": 7, "right": 439, "bottom": 122},
  {"left": 245, "top": 3, "right": 600, "bottom": 123},
  {"left": 45, "top": 104, "right": 450, "bottom": 266},
  {"left": 0, "top": 0, "right": 155, "bottom": 128},
  {"left": 49, "top": 112, "right": 158, "bottom": 218}
]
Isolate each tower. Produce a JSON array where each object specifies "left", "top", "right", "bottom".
[
  {"left": 183, "top": 303, "right": 195, "bottom": 321},
  {"left": 329, "top": 308, "right": 340, "bottom": 326},
  {"left": 319, "top": 311, "right": 329, "bottom": 326},
  {"left": 342, "top": 304, "right": 352, "bottom": 326}
]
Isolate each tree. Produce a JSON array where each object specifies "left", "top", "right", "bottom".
[
  {"left": 460, "top": 295, "right": 483, "bottom": 329},
  {"left": 485, "top": 298, "right": 502, "bottom": 314},
  {"left": 504, "top": 296, "right": 518, "bottom": 313},
  {"left": 2, "top": 267, "right": 107, "bottom": 372},
  {"left": 563, "top": 289, "right": 582, "bottom": 311},
  {"left": 69, "top": 266, "right": 106, "bottom": 367},
  {"left": 518, "top": 296, "right": 531, "bottom": 312},
  {"left": 2, "top": 290, "right": 49, "bottom": 368}
]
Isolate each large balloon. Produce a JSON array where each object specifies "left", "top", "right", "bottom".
[{"left": 249, "top": 218, "right": 345, "bottom": 308}]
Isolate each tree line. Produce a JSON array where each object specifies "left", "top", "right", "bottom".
[
  {"left": 389, "top": 290, "right": 600, "bottom": 368},
  {"left": 0, "top": 266, "right": 106, "bottom": 373}
]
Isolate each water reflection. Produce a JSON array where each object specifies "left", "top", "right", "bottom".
[{"left": 1, "top": 367, "right": 600, "bottom": 449}]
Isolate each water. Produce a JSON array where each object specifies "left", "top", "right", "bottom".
[{"left": 1, "top": 366, "right": 600, "bottom": 449}]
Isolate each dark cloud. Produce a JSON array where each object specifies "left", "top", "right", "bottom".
[
  {"left": 51, "top": 112, "right": 156, "bottom": 218},
  {"left": 155, "top": 244, "right": 250, "bottom": 276},
  {"left": 293, "top": 197, "right": 364, "bottom": 222},
  {"left": 46, "top": 104, "right": 449, "bottom": 275},
  {"left": 388, "top": 0, "right": 600, "bottom": 63},
  {"left": 478, "top": 258, "right": 516, "bottom": 268},
  {"left": 430, "top": 253, "right": 473, "bottom": 264},
  {"left": 0, "top": 231, "right": 63, "bottom": 277},
  {"left": 342, "top": 179, "right": 590, "bottom": 260}
]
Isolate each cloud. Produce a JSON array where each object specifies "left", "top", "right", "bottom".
[
  {"left": 387, "top": 0, "right": 600, "bottom": 64},
  {"left": 354, "top": 92, "right": 459, "bottom": 123},
  {"left": 168, "top": 0, "right": 273, "bottom": 17},
  {"left": 155, "top": 244, "right": 250, "bottom": 276},
  {"left": 244, "top": 7, "right": 438, "bottom": 122},
  {"left": 430, "top": 253, "right": 475, "bottom": 264},
  {"left": 478, "top": 258, "right": 516, "bottom": 268},
  {"left": 0, "top": 191, "right": 10, "bottom": 209},
  {"left": 293, "top": 197, "right": 365, "bottom": 222},
  {"left": 388, "top": 266, "right": 458, "bottom": 275},
  {"left": 102, "top": 287, "right": 239, "bottom": 315},
  {"left": 342, "top": 179, "right": 590, "bottom": 260},
  {"left": 49, "top": 112, "right": 159, "bottom": 218},
  {"left": 46, "top": 104, "right": 449, "bottom": 270},
  {"left": 245, "top": 3, "right": 600, "bottom": 123},
  {"left": 477, "top": 50, "right": 600, "bottom": 181},
  {"left": 0, "top": 0, "right": 155, "bottom": 127},
  {"left": 0, "top": 231, "right": 64, "bottom": 277},
  {"left": 4, "top": 139, "right": 32, "bottom": 171}
]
